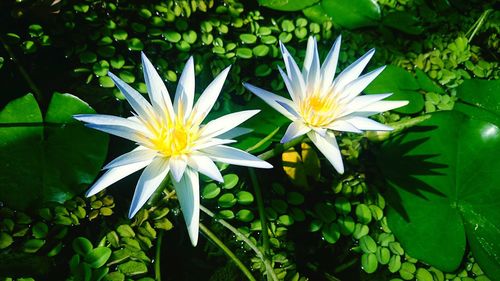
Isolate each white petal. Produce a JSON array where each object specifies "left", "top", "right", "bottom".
[
  {"left": 341, "top": 116, "right": 393, "bottom": 131},
  {"left": 344, "top": 93, "right": 392, "bottom": 113},
  {"left": 302, "top": 36, "right": 320, "bottom": 89},
  {"left": 308, "top": 131, "right": 344, "bottom": 174},
  {"left": 320, "top": 35, "right": 342, "bottom": 92},
  {"left": 191, "top": 138, "right": 236, "bottom": 151},
  {"left": 359, "top": 100, "right": 409, "bottom": 113},
  {"left": 190, "top": 66, "right": 231, "bottom": 125},
  {"left": 104, "top": 147, "right": 157, "bottom": 169},
  {"left": 174, "top": 56, "right": 195, "bottom": 120},
  {"left": 276, "top": 100, "right": 300, "bottom": 118},
  {"left": 217, "top": 127, "right": 253, "bottom": 139},
  {"left": 169, "top": 157, "right": 187, "bottom": 182},
  {"left": 332, "top": 48, "right": 375, "bottom": 93},
  {"left": 328, "top": 120, "right": 363, "bottom": 133},
  {"left": 243, "top": 83, "right": 297, "bottom": 120},
  {"left": 86, "top": 160, "right": 152, "bottom": 197},
  {"left": 202, "top": 145, "right": 273, "bottom": 168},
  {"left": 187, "top": 154, "right": 223, "bottom": 182},
  {"left": 141, "top": 52, "right": 175, "bottom": 121},
  {"left": 74, "top": 114, "right": 148, "bottom": 143},
  {"left": 200, "top": 110, "right": 259, "bottom": 138},
  {"left": 340, "top": 66, "right": 385, "bottom": 101},
  {"left": 129, "top": 158, "right": 170, "bottom": 218},
  {"left": 281, "top": 120, "right": 310, "bottom": 143},
  {"left": 172, "top": 168, "right": 200, "bottom": 246},
  {"left": 108, "top": 72, "right": 156, "bottom": 122},
  {"left": 280, "top": 41, "right": 306, "bottom": 99},
  {"left": 278, "top": 66, "right": 302, "bottom": 104}
]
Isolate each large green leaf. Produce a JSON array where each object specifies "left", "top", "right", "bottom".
[
  {"left": 0, "top": 93, "right": 108, "bottom": 211},
  {"left": 364, "top": 65, "right": 425, "bottom": 114},
  {"left": 322, "top": 0, "right": 381, "bottom": 29},
  {"left": 258, "top": 0, "right": 319, "bottom": 11},
  {"left": 454, "top": 79, "right": 500, "bottom": 126},
  {"left": 377, "top": 110, "right": 500, "bottom": 277}
]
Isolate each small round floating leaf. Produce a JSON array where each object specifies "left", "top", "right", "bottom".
[
  {"left": 353, "top": 223, "right": 369, "bottom": 239},
  {"left": 202, "top": 183, "right": 220, "bottom": 199},
  {"left": 21, "top": 40, "right": 37, "bottom": 54},
  {"left": 72, "top": 237, "right": 93, "bottom": 256},
  {"left": 334, "top": 197, "right": 351, "bottom": 214},
  {"left": 236, "top": 191, "right": 254, "bottom": 205},
  {"left": 415, "top": 268, "right": 434, "bottom": 281},
  {"left": 236, "top": 209, "right": 254, "bottom": 222},
  {"left": 236, "top": 48, "right": 252, "bottom": 59},
  {"left": 253, "top": 45, "right": 270, "bottom": 57},
  {"left": 84, "top": 247, "right": 112, "bottom": 268},
  {"left": 99, "top": 76, "right": 115, "bottom": 88},
  {"left": 356, "top": 204, "right": 372, "bottom": 224},
  {"left": 127, "top": 38, "right": 144, "bottom": 51},
  {"left": 399, "top": 262, "right": 416, "bottom": 280},
  {"left": 110, "top": 55, "right": 125, "bottom": 69},
  {"left": 118, "top": 260, "right": 148, "bottom": 276},
  {"left": 309, "top": 219, "right": 323, "bottom": 232},
  {"left": 322, "top": 223, "right": 340, "bottom": 244},
  {"left": 182, "top": 30, "right": 197, "bottom": 44},
  {"left": 131, "top": 23, "right": 146, "bottom": 33},
  {"left": 117, "top": 225, "right": 135, "bottom": 238},
  {"left": 79, "top": 51, "right": 97, "bottom": 64},
  {"left": 113, "top": 30, "right": 128, "bottom": 41},
  {"left": 139, "top": 8, "right": 152, "bottom": 18},
  {"left": 218, "top": 193, "right": 236, "bottom": 208},
  {"left": 377, "top": 247, "right": 391, "bottom": 264},
  {"left": 23, "top": 239, "right": 45, "bottom": 253},
  {"left": 265, "top": 207, "right": 278, "bottom": 221},
  {"left": 32, "top": 222, "right": 49, "bottom": 239},
  {"left": 261, "top": 35, "right": 277, "bottom": 45},
  {"left": 286, "top": 192, "right": 304, "bottom": 205},
  {"left": 294, "top": 27, "right": 307, "bottom": 39},
  {"left": 389, "top": 255, "right": 402, "bottom": 273},
  {"left": 176, "top": 41, "right": 190, "bottom": 52},
  {"left": 278, "top": 215, "right": 294, "bottom": 226},
  {"left": 360, "top": 235, "right": 377, "bottom": 253},
  {"left": 281, "top": 20, "right": 295, "bottom": 32},
  {"left": 389, "top": 241, "right": 405, "bottom": 256},
  {"left": 369, "top": 205, "right": 383, "bottom": 221},
  {"left": 93, "top": 60, "right": 110, "bottom": 76},
  {"left": 212, "top": 46, "right": 225, "bottom": 54},
  {"left": 240, "top": 33, "right": 257, "bottom": 44},
  {"left": 98, "top": 36, "right": 113, "bottom": 46},
  {"left": 28, "top": 24, "right": 43, "bottom": 37},
  {"left": 97, "top": 46, "right": 115, "bottom": 58},
  {"left": 338, "top": 215, "right": 355, "bottom": 235},
  {"left": 218, "top": 210, "right": 234, "bottom": 219},
  {"left": 278, "top": 32, "right": 292, "bottom": 43},
  {"left": 361, "top": 253, "right": 378, "bottom": 274},
  {"left": 0, "top": 232, "right": 13, "bottom": 249},
  {"left": 119, "top": 71, "right": 135, "bottom": 83},
  {"left": 222, "top": 174, "right": 238, "bottom": 189}
]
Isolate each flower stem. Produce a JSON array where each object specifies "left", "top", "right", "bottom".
[
  {"left": 199, "top": 222, "right": 257, "bottom": 281},
  {"left": 200, "top": 205, "right": 279, "bottom": 281},
  {"left": 257, "top": 135, "right": 305, "bottom": 161},
  {"left": 248, "top": 168, "right": 269, "bottom": 256},
  {"left": 154, "top": 230, "right": 164, "bottom": 281},
  {"left": 466, "top": 9, "right": 493, "bottom": 42}
]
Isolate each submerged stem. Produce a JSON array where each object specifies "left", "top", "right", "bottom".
[
  {"left": 154, "top": 230, "right": 164, "bottom": 281},
  {"left": 199, "top": 223, "right": 256, "bottom": 281},
  {"left": 200, "top": 205, "right": 279, "bottom": 281},
  {"left": 248, "top": 168, "right": 270, "bottom": 255}
]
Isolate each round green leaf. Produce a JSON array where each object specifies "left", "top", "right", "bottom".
[
  {"left": 379, "top": 110, "right": 500, "bottom": 275},
  {"left": 240, "top": 33, "right": 257, "bottom": 44},
  {"left": 72, "top": 237, "right": 93, "bottom": 256},
  {"left": 202, "top": 183, "right": 220, "bottom": 199},
  {"left": 117, "top": 260, "right": 148, "bottom": 276},
  {"left": 259, "top": 0, "right": 319, "bottom": 11},
  {"left": 236, "top": 191, "right": 254, "bottom": 205},
  {"left": 32, "top": 222, "right": 49, "bottom": 239},
  {"left": 236, "top": 209, "right": 254, "bottom": 222},
  {"left": 218, "top": 193, "right": 236, "bottom": 208},
  {"left": 361, "top": 253, "right": 378, "bottom": 273},
  {"left": 222, "top": 174, "right": 238, "bottom": 189},
  {"left": 322, "top": 222, "right": 340, "bottom": 244},
  {"left": 0, "top": 232, "right": 13, "bottom": 249},
  {"left": 93, "top": 60, "right": 109, "bottom": 76},
  {"left": 84, "top": 247, "right": 112, "bottom": 268},
  {"left": 0, "top": 94, "right": 109, "bottom": 210},
  {"left": 127, "top": 38, "right": 144, "bottom": 51},
  {"left": 236, "top": 47, "right": 252, "bottom": 59},
  {"left": 359, "top": 235, "right": 377, "bottom": 254},
  {"left": 322, "top": 0, "right": 381, "bottom": 29}
]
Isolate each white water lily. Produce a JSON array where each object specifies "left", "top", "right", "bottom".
[
  {"left": 75, "top": 53, "right": 272, "bottom": 246},
  {"left": 244, "top": 36, "right": 408, "bottom": 174}
]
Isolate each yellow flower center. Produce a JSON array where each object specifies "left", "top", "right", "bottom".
[
  {"left": 150, "top": 119, "right": 199, "bottom": 157},
  {"left": 299, "top": 93, "right": 340, "bottom": 127}
]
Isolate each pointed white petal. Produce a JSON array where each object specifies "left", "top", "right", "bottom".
[
  {"left": 308, "top": 131, "right": 344, "bottom": 174},
  {"left": 332, "top": 48, "right": 375, "bottom": 92},
  {"left": 172, "top": 168, "right": 200, "bottom": 246},
  {"left": 303, "top": 37, "right": 320, "bottom": 89},
  {"left": 104, "top": 147, "right": 157, "bottom": 169},
  {"left": 190, "top": 66, "right": 231, "bottom": 124},
  {"left": 187, "top": 154, "right": 223, "bottom": 182},
  {"left": 280, "top": 41, "right": 306, "bottom": 99},
  {"left": 328, "top": 120, "right": 363, "bottom": 133},
  {"left": 169, "top": 157, "right": 187, "bottom": 183},
  {"left": 276, "top": 100, "right": 300, "bottom": 118},
  {"left": 358, "top": 100, "right": 409, "bottom": 113},
  {"left": 108, "top": 72, "right": 156, "bottom": 122},
  {"left": 243, "top": 83, "right": 297, "bottom": 120},
  {"left": 200, "top": 110, "right": 259, "bottom": 138},
  {"left": 141, "top": 52, "right": 175, "bottom": 121},
  {"left": 278, "top": 66, "right": 302, "bottom": 104},
  {"left": 86, "top": 159, "right": 152, "bottom": 197},
  {"left": 75, "top": 114, "right": 149, "bottom": 143},
  {"left": 174, "top": 57, "right": 195, "bottom": 120},
  {"left": 217, "top": 127, "right": 252, "bottom": 139},
  {"left": 202, "top": 145, "right": 273, "bottom": 168},
  {"left": 341, "top": 66, "right": 386, "bottom": 101},
  {"left": 128, "top": 158, "right": 170, "bottom": 218},
  {"left": 341, "top": 116, "right": 393, "bottom": 131},
  {"left": 191, "top": 138, "right": 236, "bottom": 151},
  {"left": 320, "top": 35, "right": 342, "bottom": 92},
  {"left": 345, "top": 93, "right": 392, "bottom": 112},
  {"left": 311, "top": 127, "right": 327, "bottom": 137},
  {"left": 281, "top": 120, "right": 310, "bottom": 143}
]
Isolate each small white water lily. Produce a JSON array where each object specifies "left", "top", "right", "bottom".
[
  {"left": 244, "top": 36, "right": 408, "bottom": 174},
  {"left": 75, "top": 53, "right": 272, "bottom": 246}
]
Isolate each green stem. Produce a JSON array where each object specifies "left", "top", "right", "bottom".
[
  {"left": 199, "top": 223, "right": 257, "bottom": 281},
  {"left": 200, "top": 205, "right": 279, "bottom": 281},
  {"left": 466, "top": 9, "right": 493, "bottom": 42},
  {"left": 246, "top": 127, "right": 280, "bottom": 153},
  {"left": 154, "top": 230, "right": 164, "bottom": 281},
  {"left": 257, "top": 135, "right": 305, "bottom": 161},
  {"left": 365, "top": 115, "right": 432, "bottom": 142},
  {"left": 0, "top": 36, "right": 43, "bottom": 104},
  {"left": 248, "top": 168, "right": 270, "bottom": 256}
]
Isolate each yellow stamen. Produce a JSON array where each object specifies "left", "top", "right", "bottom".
[
  {"left": 147, "top": 116, "right": 200, "bottom": 157},
  {"left": 299, "top": 93, "right": 340, "bottom": 127}
]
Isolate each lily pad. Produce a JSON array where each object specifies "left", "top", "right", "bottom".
[
  {"left": 454, "top": 79, "right": 500, "bottom": 126},
  {"left": 0, "top": 93, "right": 108, "bottom": 211},
  {"left": 322, "top": 0, "right": 381, "bottom": 29},
  {"left": 377, "top": 110, "right": 500, "bottom": 277},
  {"left": 258, "top": 0, "right": 319, "bottom": 12}
]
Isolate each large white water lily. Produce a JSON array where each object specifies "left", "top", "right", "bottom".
[
  {"left": 75, "top": 53, "right": 272, "bottom": 246},
  {"left": 244, "top": 36, "right": 408, "bottom": 174}
]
